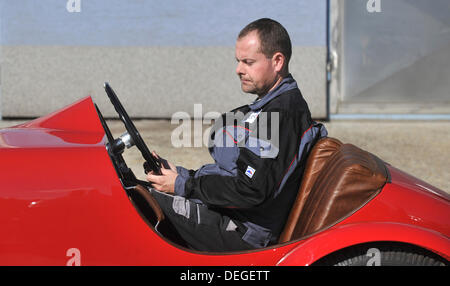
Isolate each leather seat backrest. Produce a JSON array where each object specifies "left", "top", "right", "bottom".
[{"left": 278, "top": 137, "right": 388, "bottom": 243}]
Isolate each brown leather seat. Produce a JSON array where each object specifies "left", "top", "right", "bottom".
[{"left": 278, "top": 137, "right": 389, "bottom": 243}]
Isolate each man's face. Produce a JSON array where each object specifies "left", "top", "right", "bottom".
[{"left": 235, "top": 31, "right": 278, "bottom": 97}]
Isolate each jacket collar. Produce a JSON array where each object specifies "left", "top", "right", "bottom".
[{"left": 248, "top": 74, "right": 298, "bottom": 111}]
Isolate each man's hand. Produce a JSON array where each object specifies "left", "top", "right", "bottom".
[{"left": 146, "top": 151, "right": 178, "bottom": 194}]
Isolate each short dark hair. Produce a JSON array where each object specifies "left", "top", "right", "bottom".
[{"left": 238, "top": 18, "right": 292, "bottom": 65}]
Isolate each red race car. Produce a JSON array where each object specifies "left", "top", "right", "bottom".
[{"left": 0, "top": 83, "right": 448, "bottom": 266}]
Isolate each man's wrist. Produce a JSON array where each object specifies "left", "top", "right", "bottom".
[{"left": 174, "top": 173, "right": 188, "bottom": 197}]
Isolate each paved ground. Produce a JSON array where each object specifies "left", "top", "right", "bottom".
[{"left": 1, "top": 119, "right": 449, "bottom": 193}]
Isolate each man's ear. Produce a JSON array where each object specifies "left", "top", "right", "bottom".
[{"left": 272, "top": 52, "right": 285, "bottom": 73}]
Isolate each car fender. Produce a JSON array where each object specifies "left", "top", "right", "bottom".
[{"left": 276, "top": 222, "right": 450, "bottom": 266}]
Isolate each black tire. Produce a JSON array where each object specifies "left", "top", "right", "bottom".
[{"left": 313, "top": 242, "right": 448, "bottom": 266}]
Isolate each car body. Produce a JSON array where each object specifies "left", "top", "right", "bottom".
[{"left": 0, "top": 96, "right": 449, "bottom": 266}]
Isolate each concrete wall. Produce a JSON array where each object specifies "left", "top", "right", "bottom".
[{"left": 0, "top": 0, "right": 328, "bottom": 119}]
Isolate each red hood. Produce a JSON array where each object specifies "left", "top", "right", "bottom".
[{"left": 0, "top": 97, "right": 106, "bottom": 149}]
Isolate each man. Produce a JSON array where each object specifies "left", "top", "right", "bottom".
[{"left": 147, "top": 18, "right": 327, "bottom": 251}]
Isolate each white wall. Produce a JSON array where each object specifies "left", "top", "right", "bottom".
[{"left": 0, "top": 0, "right": 328, "bottom": 119}]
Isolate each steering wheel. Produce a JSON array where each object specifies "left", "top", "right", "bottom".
[{"left": 103, "top": 82, "right": 162, "bottom": 175}]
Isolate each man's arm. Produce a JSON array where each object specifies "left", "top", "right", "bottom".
[{"left": 175, "top": 110, "right": 286, "bottom": 208}]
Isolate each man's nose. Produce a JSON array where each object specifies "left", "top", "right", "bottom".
[{"left": 236, "top": 61, "right": 244, "bottom": 76}]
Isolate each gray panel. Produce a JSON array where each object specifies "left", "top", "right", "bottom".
[
  {"left": 1, "top": 46, "right": 326, "bottom": 118},
  {"left": 339, "top": 0, "right": 450, "bottom": 114},
  {"left": 2, "top": 0, "right": 327, "bottom": 47}
]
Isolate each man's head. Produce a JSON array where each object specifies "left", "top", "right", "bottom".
[{"left": 235, "top": 18, "right": 292, "bottom": 97}]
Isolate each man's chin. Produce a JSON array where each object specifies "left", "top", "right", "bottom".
[{"left": 241, "top": 85, "right": 257, "bottom": 95}]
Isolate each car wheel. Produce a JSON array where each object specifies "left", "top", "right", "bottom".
[{"left": 313, "top": 242, "right": 448, "bottom": 266}]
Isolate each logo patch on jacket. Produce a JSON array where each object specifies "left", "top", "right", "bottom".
[{"left": 245, "top": 166, "right": 256, "bottom": 178}]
